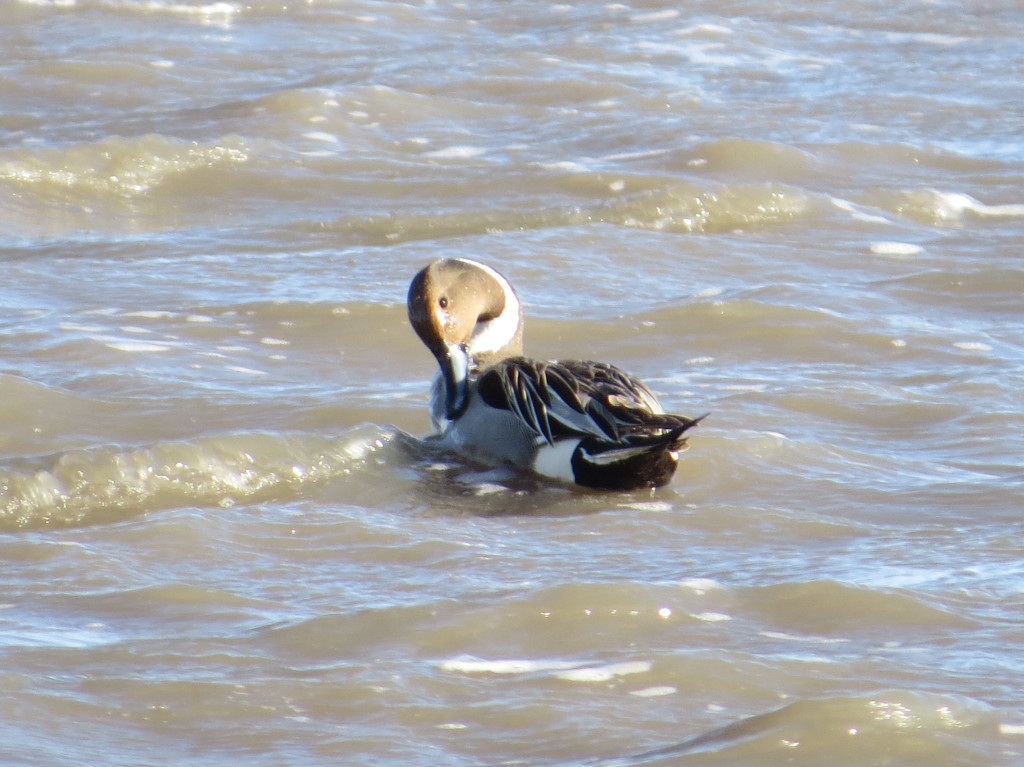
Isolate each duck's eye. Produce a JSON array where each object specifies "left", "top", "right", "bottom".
[{"left": 438, "top": 296, "right": 449, "bottom": 309}]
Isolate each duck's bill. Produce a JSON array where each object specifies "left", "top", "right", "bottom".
[{"left": 441, "top": 343, "right": 471, "bottom": 420}]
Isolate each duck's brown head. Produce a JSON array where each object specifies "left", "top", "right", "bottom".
[{"left": 407, "top": 258, "right": 523, "bottom": 419}]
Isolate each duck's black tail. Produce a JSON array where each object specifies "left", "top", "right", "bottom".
[{"left": 571, "top": 413, "right": 708, "bottom": 491}]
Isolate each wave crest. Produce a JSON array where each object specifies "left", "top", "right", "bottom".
[{"left": 0, "top": 424, "right": 395, "bottom": 530}]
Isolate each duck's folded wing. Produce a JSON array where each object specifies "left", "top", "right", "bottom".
[{"left": 476, "top": 357, "right": 692, "bottom": 445}]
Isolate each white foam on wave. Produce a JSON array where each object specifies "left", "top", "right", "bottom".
[
  {"left": 677, "top": 23, "right": 733, "bottom": 37},
  {"left": 629, "top": 686, "right": 677, "bottom": 697},
  {"left": 596, "top": 147, "right": 672, "bottom": 163},
  {"left": 636, "top": 40, "right": 743, "bottom": 68},
  {"left": 630, "top": 8, "right": 680, "bottom": 22},
  {"left": 470, "top": 482, "right": 508, "bottom": 496},
  {"left": 148, "top": 0, "right": 238, "bottom": 15},
  {"left": 122, "top": 310, "right": 174, "bottom": 319},
  {"left": 58, "top": 322, "right": 105, "bottom": 333},
  {"left": 17, "top": 1, "right": 238, "bottom": 32},
  {"left": 438, "top": 657, "right": 582, "bottom": 675},
  {"left": 761, "top": 630, "right": 850, "bottom": 644},
  {"left": 104, "top": 340, "right": 173, "bottom": 353},
  {"left": 535, "top": 160, "right": 587, "bottom": 172},
  {"left": 930, "top": 191, "right": 1024, "bottom": 219},
  {"left": 302, "top": 132, "right": 340, "bottom": 145},
  {"left": 618, "top": 501, "right": 672, "bottom": 512},
  {"left": 692, "top": 611, "right": 732, "bottom": 622},
  {"left": 439, "top": 657, "right": 652, "bottom": 682},
  {"left": 719, "top": 383, "right": 767, "bottom": 392},
  {"left": 679, "top": 577, "right": 724, "bottom": 595},
  {"left": 831, "top": 197, "right": 894, "bottom": 224},
  {"left": 555, "top": 660, "right": 652, "bottom": 682},
  {"left": 424, "top": 146, "right": 487, "bottom": 160},
  {"left": 952, "top": 341, "right": 993, "bottom": 352},
  {"left": 869, "top": 241, "right": 924, "bottom": 258},
  {"left": 79, "top": 0, "right": 240, "bottom": 19},
  {"left": 694, "top": 286, "right": 724, "bottom": 299}
]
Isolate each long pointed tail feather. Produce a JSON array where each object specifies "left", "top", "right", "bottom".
[{"left": 570, "top": 413, "right": 707, "bottom": 490}]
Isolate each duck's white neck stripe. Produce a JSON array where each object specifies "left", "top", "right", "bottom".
[{"left": 456, "top": 258, "right": 521, "bottom": 357}]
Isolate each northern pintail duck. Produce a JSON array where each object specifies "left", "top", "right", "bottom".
[{"left": 407, "top": 258, "right": 705, "bottom": 490}]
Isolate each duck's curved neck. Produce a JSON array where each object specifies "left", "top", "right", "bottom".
[{"left": 459, "top": 259, "right": 523, "bottom": 363}]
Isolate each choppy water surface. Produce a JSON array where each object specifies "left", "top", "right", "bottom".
[{"left": 2, "top": 1, "right": 1023, "bottom": 765}]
